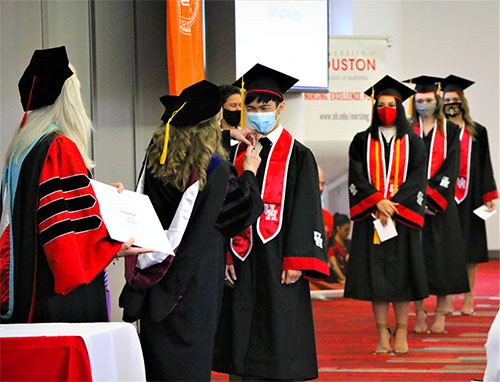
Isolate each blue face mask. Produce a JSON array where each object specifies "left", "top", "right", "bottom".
[{"left": 246, "top": 109, "right": 280, "bottom": 134}]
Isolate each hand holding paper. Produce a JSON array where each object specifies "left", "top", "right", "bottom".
[
  {"left": 90, "top": 180, "right": 174, "bottom": 256},
  {"left": 473, "top": 204, "right": 498, "bottom": 221},
  {"left": 116, "top": 237, "right": 153, "bottom": 258},
  {"left": 373, "top": 216, "right": 398, "bottom": 242}
]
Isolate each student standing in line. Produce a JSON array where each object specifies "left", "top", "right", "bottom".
[
  {"left": 345, "top": 76, "right": 429, "bottom": 356},
  {"left": 442, "top": 75, "right": 498, "bottom": 316},
  {"left": 404, "top": 75, "right": 469, "bottom": 334}
]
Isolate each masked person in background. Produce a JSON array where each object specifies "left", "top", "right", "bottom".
[
  {"left": 220, "top": 84, "right": 242, "bottom": 131},
  {"left": 214, "top": 64, "right": 329, "bottom": 381},
  {"left": 405, "top": 75, "right": 469, "bottom": 334},
  {"left": 0, "top": 46, "right": 148, "bottom": 324},
  {"left": 442, "top": 75, "right": 498, "bottom": 316},
  {"left": 219, "top": 84, "right": 257, "bottom": 153},
  {"left": 345, "top": 76, "right": 428, "bottom": 356}
]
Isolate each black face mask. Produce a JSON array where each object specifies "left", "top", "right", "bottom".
[
  {"left": 223, "top": 108, "right": 241, "bottom": 127},
  {"left": 444, "top": 102, "right": 463, "bottom": 118}
]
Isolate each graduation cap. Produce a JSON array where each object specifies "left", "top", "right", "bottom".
[
  {"left": 442, "top": 74, "right": 474, "bottom": 93},
  {"left": 233, "top": 63, "right": 298, "bottom": 100},
  {"left": 364, "top": 75, "right": 415, "bottom": 102},
  {"left": 160, "top": 80, "right": 221, "bottom": 126},
  {"left": 158, "top": 80, "right": 221, "bottom": 164},
  {"left": 18, "top": 46, "right": 74, "bottom": 113},
  {"left": 403, "top": 75, "right": 444, "bottom": 93}
]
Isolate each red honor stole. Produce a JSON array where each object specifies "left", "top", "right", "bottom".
[
  {"left": 367, "top": 131, "right": 409, "bottom": 199},
  {"left": 230, "top": 129, "right": 294, "bottom": 261},
  {"left": 455, "top": 124, "right": 471, "bottom": 204},
  {"left": 414, "top": 118, "right": 447, "bottom": 179}
]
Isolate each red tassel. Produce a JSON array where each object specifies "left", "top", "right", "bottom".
[{"left": 20, "top": 75, "right": 36, "bottom": 129}]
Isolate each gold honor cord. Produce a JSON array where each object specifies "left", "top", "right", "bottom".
[
  {"left": 393, "top": 139, "right": 401, "bottom": 195},
  {"left": 373, "top": 138, "right": 401, "bottom": 245},
  {"left": 240, "top": 76, "right": 246, "bottom": 129},
  {"left": 160, "top": 101, "right": 187, "bottom": 165}
]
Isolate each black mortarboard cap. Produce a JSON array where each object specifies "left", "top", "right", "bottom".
[
  {"left": 233, "top": 63, "right": 298, "bottom": 100},
  {"left": 160, "top": 80, "right": 221, "bottom": 126},
  {"left": 18, "top": 46, "right": 74, "bottom": 111},
  {"left": 403, "top": 75, "right": 443, "bottom": 93},
  {"left": 442, "top": 75, "right": 474, "bottom": 93},
  {"left": 364, "top": 75, "right": 415, "bottom": 102}
]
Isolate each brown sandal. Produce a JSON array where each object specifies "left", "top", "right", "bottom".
[
  {"left": 414, "top": 308, "right": 428, "bottom": 334},
  {"left": 375, "top": 323, "right": 391, "bottom": 355},
  {"left": 430, "top": 309, "right": 447, "bottom": 334},
  {"left": 393, "top": 323, "right": 408, "bottom": 355}
]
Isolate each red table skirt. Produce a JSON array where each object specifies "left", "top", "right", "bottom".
[{"left": 1, "top": 336, "right": 92, "bottom": 381}]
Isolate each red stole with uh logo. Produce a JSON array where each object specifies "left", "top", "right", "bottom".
[
  {"left": 414, "top": 118, "right": 447, "bottom": 179},
  {"left": 455, "top": 124, "right": 472, "bottom": 204},
  {"left": 230, "top": 129, "right": 294, "bottom": 261}
]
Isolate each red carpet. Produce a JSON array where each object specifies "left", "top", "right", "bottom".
[{"left": 213, "top": 260, "right": 499, "bottom": 381}]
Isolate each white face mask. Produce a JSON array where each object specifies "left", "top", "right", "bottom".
[{"left": 415, "top": 102, "right": 437, "bottom": 117}]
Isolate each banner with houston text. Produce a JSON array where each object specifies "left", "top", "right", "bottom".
[
  {"left": 166, "top": 0, "right": 204, "bottom": 95},
  {"left": 303, "top": 37, "right": 387, "bottom": 142}
]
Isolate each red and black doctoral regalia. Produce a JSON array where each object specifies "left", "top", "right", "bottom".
[
  {"left": 344, "top": 128, "right": 429, "bottom": 302},
  {"left": 213, "top": 131, "right": 330, "bottom": 381},
  {"left": 455, "top": 122, "right": 498, "bottom": 263},
  {"left": 0, "top": 132, "right": 120, "bottom": 324},
  {"left": 419, "top": 121, "right": 469, "bottom": 295},
  {"left": 119, "top": 151, "right": 263, "bottom": 382}
]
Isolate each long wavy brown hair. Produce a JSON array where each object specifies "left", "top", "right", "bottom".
[
  {"left": 147, "top": 111, "right": 227, "bottom": 191},
  {"left": 409, "top": 92, "right": 446, "bottom": 136}
]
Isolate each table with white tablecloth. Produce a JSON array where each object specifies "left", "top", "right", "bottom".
[{"left": 0, "top": 322, "right": 146, "bottom": 381}]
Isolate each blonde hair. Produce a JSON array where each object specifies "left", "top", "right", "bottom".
[
  {"left": 410, "top": 92, "right": 446, "bottom": 136},
  {"left": 4, "top": 64, "right": 94, "bottom": 168},
  {"left": 457, "top": 92, "right": 476, "bottom": 138},
  {"left": 148, "top": 111, "right": 227, "bottom": 191}
]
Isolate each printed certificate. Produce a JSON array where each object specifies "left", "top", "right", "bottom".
[{"left": 90, "top": 180, "right": 173, "bottom": 255}]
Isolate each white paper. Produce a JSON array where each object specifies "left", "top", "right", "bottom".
[
  {"left": 90, "top": 180, "right": 174, "bottom": 255},
  {"left": 373, "top": 216, "right": 398, "bottom": 242},
  {"left": 473, "top": 204, "right": 498, "bottom": 221}
]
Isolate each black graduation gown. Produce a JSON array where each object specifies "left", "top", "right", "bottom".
[
  {"left": 344, "top": 128, "right": 429, "bottom": 302},
  {"left": 422, "top": 121, "right": 469, "bottom": 295},
  {"left": 119, "top": 157, "right": 263, "bottom": 382},
  {"left": 456, "top": 123, "right": 498, "bottom": 263},
  {"left": 213, "top": 139, "right": 329, "bottom": 381},
  {"left": 1, "top": 133, "right": 114, "bottom": 324}
]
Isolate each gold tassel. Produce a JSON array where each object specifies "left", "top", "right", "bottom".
[
  {"left": 240, "top": 75, "right": 246, "bottom": 129},
  {"left": 370, "top": 86, "right": 375, "bottom": 124},
  {"left": 160, "top": 101, "right": 187, "bottom": 165},
  {"left": 437, "top": 81, "right": 442, "bottom": 97},
  {"left": 408, "top": 78, "right": 413, "bottom": 117}
]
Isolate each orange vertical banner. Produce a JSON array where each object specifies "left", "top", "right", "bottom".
[{"left": 166, "top": 0, "right": 205, "bottom": 95}]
